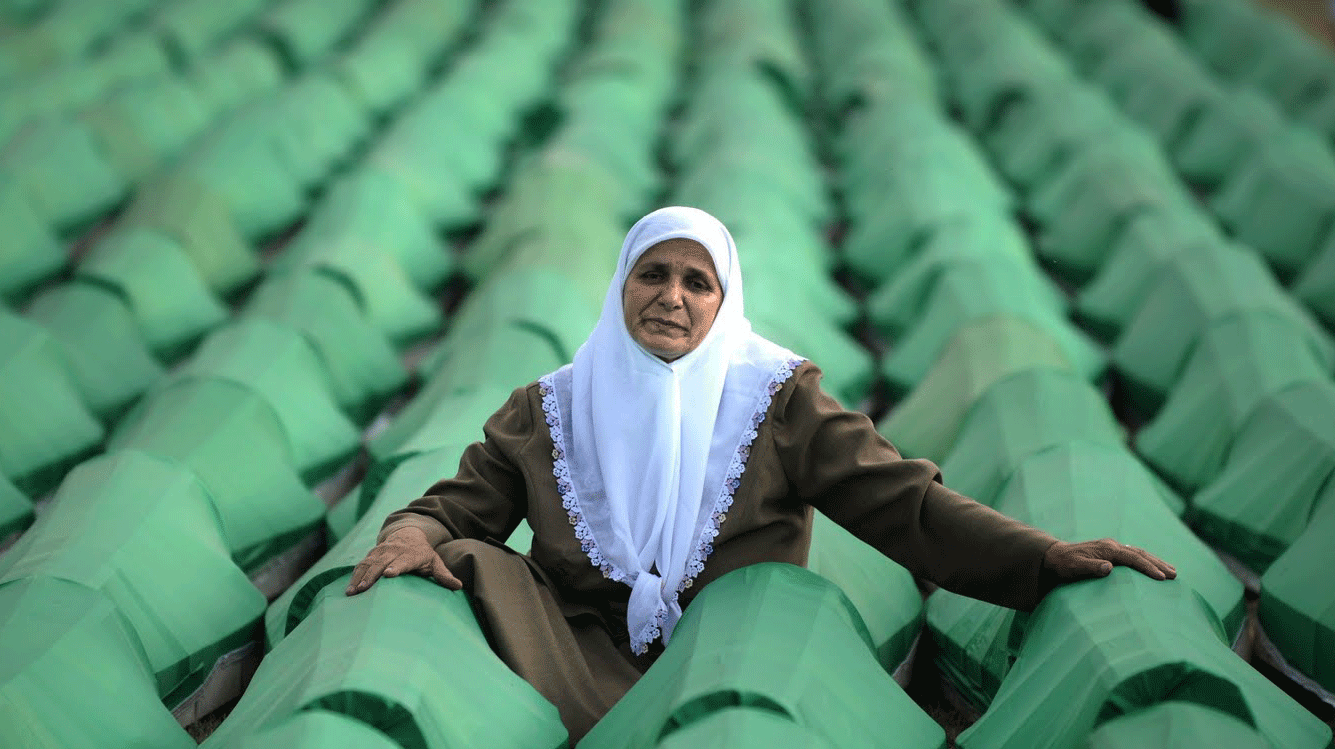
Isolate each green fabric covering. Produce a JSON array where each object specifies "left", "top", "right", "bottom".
[
  {"left": 807, "top": 511, "right": 923, "bottom": 670},
  {"left": 1180, "top": 0, "right": 1271, "bottom": 80},
  {"left": 1, "top": 118, "right": 128, "bottom": 231},
  {"left": 228, "top": 711, "right": 403, "bottom": 749},
  {"left": 76, "top": 227, "right": 228, "bottom": 360},
  {"left": 743, "top": 244, "right": 856, "bottom": 327},
  {"left": 0, "top": 179, "right": 63, "bottom": 302},
  {"left": 811, "top": 0, "right": 938, "bottom": 115},
  {"left": 879, "top": 263, "right": 1105, "bottom": 393},
  {"left": 266, "top": 74, "right": 370, "bottom": 189},
  {"left": 1296, "top": 87, "right": 1335, "bottom": 141},
  {"left": 209, "top": 575, "right": 568, "bottom": 749},
  {"left": 187, "top": 39, "right": 285, "bottom": 116},
  {"left": 267, "top": 444, "right": 472, "bottom": 646},
  {"left": 980, "top": 80, "right": 1128, "bottom": 194},
  {"left": 1191, "top": 380, "right": 1335, "bottom": 573},
  {"left": 999, "top": 443, "right": 1244, "bottom": 630},
  {"left": 154, "top": 0, "right": 272, "bottom": 64},
  {"left": 244, "top": 273, "right": 409, "bottom": 422},
  {"left": 1087, "top": 24, "right": 1223, "bottom": 151},
  {"left": 120, "top": 174, "right": 260, "bottom": 295},
  {"left": 878, "top": 317, "right": 1074, "bottom": 462},
  {"left": 955, "top": 570, "right": 1331, "bottom": 749},
  {"left": 674, "top": 150, "right": 830, "bottom": 234},
  {"left": 941, "top": 38, "right": 1076, "bottom": 139},
  {"left": 840, "top": 161, "right": 1012, "bottom": 287},
  {"left": 0, "top": 577, "right": 195, "bottom": 749},
  {"left": 938, "top": 369, "right": 1133, "bottom": 510},
  {"left": 655, "top": 708, "right": 834, "bottom": 749},
  {"left": 1259, "top": 495, "right": 1335, "bottom": 693},
  {"left": 0, "top": 473, "right": 32, "bottom": 539},
  {"left": 1210, "top": 129, "right": 1335, "bottom": 279},
  {"left": 1073, "top": 209, "right": 1224, "bottom": 340},
  {"left": 1028, "top": 134, "right": 1194, "bottom": 283},
  {"left": 1111, "top": 243, "right": 1334, "bottom": 413},
  {"left": 429, "top": 265, "right": 600, "bottom": 368},
  {"left": 25, "top": 282, "right": 163, "bottom": 419},
  {"left": 285, "top": 168, "right": 454, "bottom": 290},
  {"left": 1085, "top": 702, "right": 1273, "bottom": 749},
  {"left": 750, "top": 317, "right": 872, "bottom": 408},
  {"left": 274, "top": 244, "right": 443, "bottom": 345},
  {"left": 1049, "top": 0, "right": 1151, "bottom": 74},
  {"left": 367, "top": 385, "right": 512, "bottom": 467},
  {"left": 109, "top": 377, "right": 325, "bottom": 572},
  {"left": 81, "top": 77, "right": 212, "bottom": 181},
  {"left": 1172, "top": 88, "right": 1288, "bottom": 189},
  {"left": 0, "top": 450, "right": 266, "bottom": 698},
  {"left": 1233, "top": 19, "right": 1335, "bottom": 116},
  {"left": 1136, "top": 313, "right": 1331, "bottom": 494},
  {"left": 924, "top": 587, "right": 1019, "bottom": 711},
  {"left": 421, "top": 323, "right": 566, "bottom": 398},
  {"left": 255, "top": 0, "right": 375, "bottom": 69},
  {"left": 168, "top": 319, "right": 360, "bottom": 481},
  {"left": 865, "top": 216, "right": 1063, "bottom": 338},
  {"left": 582, "top": 564, "right": 946, "bottom": 749},
  {"left": 330, "top": 0, "right": 473, "bottom": 116},
  {"left": 1293, "top": 231, "right": 1335, "bottom": 328},
  {"left": 0, "top": 311, "right": 104, "bottom": 495},
  {"left": 173, "top": 112, "right": 309, "bottom": 240}
]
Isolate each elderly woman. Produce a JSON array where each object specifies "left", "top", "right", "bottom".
[{"left": 346, "top": 207, "right": 1175, "bottom": 740}]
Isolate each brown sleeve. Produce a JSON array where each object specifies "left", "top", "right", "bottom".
[
  {"left": 377, "top": 385, "right": 533, "bottom": 547},
  {"left": 774, "top": 363, "right": 1061, "bottom": 611}
]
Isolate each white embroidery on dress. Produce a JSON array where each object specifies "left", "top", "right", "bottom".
[
  {"left": 539, "top": 358, "right": 805, "bottom": 653},
  {"left": 675, "top": 357, "right": 804, "bottom": 594}
]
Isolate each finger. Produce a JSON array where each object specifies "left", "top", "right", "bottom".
[
  {"left": 1065, "top": 554, "right": 1114, "bottom": 579},
  {"left": 430, "top": 557, "right": 464, "bottom": 591},
  {"left": 1113, "top": 544, "right": 1167, "bottom": 581},
  {"left": 347, "top": 554, "right": 390, "bottom": 594}
]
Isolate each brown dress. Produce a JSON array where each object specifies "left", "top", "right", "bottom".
[{"left": 378, "top": 362, "right": 1060, "bottom": 740}]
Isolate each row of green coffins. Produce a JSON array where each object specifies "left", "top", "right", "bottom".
[
  {"left": 0, "top": 0, "right": 590, "bottom": 743},
  {"left": 905, "top": 0, "right": 1335, "bottom": 702},
  {"left": 0, "top": 0, "right": 477, "bottom": 304}
]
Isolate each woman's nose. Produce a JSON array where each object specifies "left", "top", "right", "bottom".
[{"left": 658, "top": 281, "right": 685, "bottom": 308}]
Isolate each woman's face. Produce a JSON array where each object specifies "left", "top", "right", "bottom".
[{"left": 622, "top": 238, "right": 723, "bottom": 361}]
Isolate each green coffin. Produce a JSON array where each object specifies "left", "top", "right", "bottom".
[
  {"left": 0, "top": 450, "right": 265, "bottom": 700},
  {"left": 284, "top": 168, "right": 454, "bottom": 290},
  {"left": 120, "top": 173, "right": 260, "bottom": 296},
  {"left": 0, "top": 311, "right": 104, "bottom": 495},
  {"left": 186, "top": 39, "right": 284, "bottom": 116},
  {"left": 1259, "top": 495, "right": 1335, "bottom": 693},
  {"left": 0, "top": 577, "right": 195, "bottom": 749},
  {"left": 808, "top": 510, "right": 923, "bottom": 670},
  {"left": 244, "top": 272, "right": 409, "bottom": 422},
  {"left": 25, "top": 282, "right": 164, "bottom": 419},
  {"left": 227, "top": 711, "right": 402, "bottom": 749},
  {"left": 168, "top": 319, "right": 361, "bottom": 481},
  {"left": 1293, "top": 230, "right": 1335, "bottom": 328},
  {"left": 208, "top": 575, "right": 568, "bottom": 749},
  {"left": 1191, "top": 380, "right": 1335, "bottom": 573},
  {"left": 879, "top": 263, "right": 1105, "bottom": 393},
  {"left": 268, "top": 444, "right": 472, "bottom": 647},
  {"left": 81, "top": 77, "right": 212, "bottom": 180},
  {"left": 109, "top": 377, "right": 326, "bottom": 572},
  {"left": 865, "top": 215, "right": 1063, "bottom": 339},
  {"left": 956, "top": 571, "right": 1330, "bottom": 749},
  {"left": 1, "top": 117, "right": 127, "bottom": 231},
  {"left": 1111, "top": 242, "right": 1333, "bottom": 413},
  {"left": 367, "top": 384, "right": 512, "bottom": 467},
  {"left": 1172, "top": 88, "right": 1287, "bottom": 189},
  {"left": 937, "top": 369, "right": 1129, "bottom": 510},
  {"left": 878, "top": 317, "right": 1074, "bottom": 462},
  {"left": 581, "top": 564, "right": 945, "bottom": 749},
  {"left": 254, "top": 0, "right": 378, "bottom": 69},
  {"left": 76, "top": 227, "right": 228, "bottom": 360},
  {"left": 1073, "top": 209, "right": 1223, "bottom": 341},
  {"left": 0, "top": 179, "right": 63, "bottom": 303},
  {"left": 1209, "top": 129, "right": 1335, "bottom": 280},
  {"left": 1084, "top": 701, "right": 1277, "bottom": 749},
  {"left": 1136, "top": 312, "right": 1330, "bottom": 494},
  {"left": 0, "top": 472, "right": 32, "bottom": 539}
]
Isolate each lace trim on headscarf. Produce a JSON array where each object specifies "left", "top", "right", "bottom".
[
  {"left": 675, "top": 356, "right": 804, "bottom": 594},
  {"left": 538, "top": 374, "right": 631, "bottom": 585}
]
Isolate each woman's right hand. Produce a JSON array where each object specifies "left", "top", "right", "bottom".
[{"left": 345, "top": 526, "right": 463, "bottom": 595}]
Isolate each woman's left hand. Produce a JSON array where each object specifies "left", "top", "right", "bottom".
[{"left": 1043, "top": 539, "right": 1177, "bottom": 582}]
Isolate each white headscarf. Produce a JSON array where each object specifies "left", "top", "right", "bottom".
[{"left": 538, "top": 206, "right": 802, "bottom": 654}]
